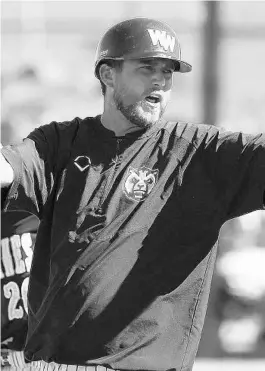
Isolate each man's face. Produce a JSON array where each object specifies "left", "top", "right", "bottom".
[{"left": 112, "top": 58, "right": 175, "bottom": 129}]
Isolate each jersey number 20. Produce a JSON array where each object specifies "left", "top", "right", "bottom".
[{"left": 3, "top": 278, "right": 29, "bottom": 320}]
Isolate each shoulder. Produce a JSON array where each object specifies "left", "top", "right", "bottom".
[
  {"left": 163, "top": 121, "right": 220, "bottom": 147},
  {"left": 27, "top": 116, "right": 96, "bottom": 148},
  {"left": 28, "top": 117, "right": 82, "bottom": 140}
]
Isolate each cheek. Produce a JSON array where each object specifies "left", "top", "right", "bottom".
[
  {"left": 117, "top": 75, "right": 146, "bottom": 102},
  {"left": 128, "top": 77, "right": 146, "bottom": 95},
  {"left": 164, "top": 74, "right": 173, "bottom": 90},
  {"left": 132, "top": 77, "right": 147, "bottom": 91},
  {"left": 162, "top": 90, "right": 172, "bottom": 107}
]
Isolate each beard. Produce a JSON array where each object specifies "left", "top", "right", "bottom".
[{"left": 113, "top": 90, "right": 166, "bottom": 130}]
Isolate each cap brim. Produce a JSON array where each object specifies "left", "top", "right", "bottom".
[
  {"left": 135, "top": 53, "right": 192, "bottom": 73},
  {"left": 178, "top": 60, "right": 192, "bottom": 73}
]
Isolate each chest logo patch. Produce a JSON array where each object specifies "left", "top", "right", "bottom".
[
  {"left": 74, "top": 156, "right": 91, "bottom": 172},
  {"left": 123, "top": 166, "right": 159, "bottom": 202}
]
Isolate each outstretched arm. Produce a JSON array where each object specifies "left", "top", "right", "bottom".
[{"left": 201, "top": 127, "right": 265, "bottom": 218}]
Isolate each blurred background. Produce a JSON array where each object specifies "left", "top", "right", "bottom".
[{"left": 1, "top": 1, "right": 265, "bottom": 369}]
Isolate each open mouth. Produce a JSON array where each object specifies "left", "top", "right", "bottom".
[
  {"left": 145, "top": 95, "right": 161, "bottom": 104},
  {"left": 134, "top": 190, "right": 145, "bottom": 198}
]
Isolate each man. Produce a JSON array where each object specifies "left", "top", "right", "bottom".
[
  {"left": 0, "top": 17, "right": 265, "bottom": 371},
  {"left": 1, "top": 210, "right": 39, "bottom": 369}
]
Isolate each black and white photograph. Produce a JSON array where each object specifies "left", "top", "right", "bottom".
[{"left": 1, "top": 1, "right": 265, "bottom": 370}]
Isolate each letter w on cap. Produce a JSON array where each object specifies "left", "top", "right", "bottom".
[{"left": 148, "top": 29, "right": 175, "bottom": 52}]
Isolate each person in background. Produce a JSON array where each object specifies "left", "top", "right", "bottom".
[{"left": 1, "top": 210, "right": 39, "bottom": 369}]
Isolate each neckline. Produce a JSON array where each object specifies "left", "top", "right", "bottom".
[{"left": 91, "top": 115, "right": 166, "bottom": 141}]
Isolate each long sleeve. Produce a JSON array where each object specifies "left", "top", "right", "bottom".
[{"left": 198, "top": 126, "right": 265, "bottom": 219}]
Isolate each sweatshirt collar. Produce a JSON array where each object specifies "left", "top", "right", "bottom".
[{"left": 91, "top": 115, "right": 166, "bottom": 141}]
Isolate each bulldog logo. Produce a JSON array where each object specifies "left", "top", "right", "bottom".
[
  {"left": 123, "top": 166, "right": 159, "bottom": 202},
  {"left": 74, "top": 156, "right": 91, "bottom": 172}
]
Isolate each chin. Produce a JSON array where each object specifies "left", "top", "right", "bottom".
[
  {"left": 131, "top": 112, "right": 159, "bottom": 129},
  {"left": 131, "top": 105, "right": 162, "bottom": 129},
  {"left": 142, "top": 112, "right": 160, "bottom": 126},
  {"left": 116, "top": 98, "right": 164, "bottom": 129}
]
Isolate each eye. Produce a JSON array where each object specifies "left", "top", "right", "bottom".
[
  {"left": 147, "top": 178, "right": 153, "bottom": 184},
  {"left": 163, "top": 69, "right": 173, "bottom": 77}
]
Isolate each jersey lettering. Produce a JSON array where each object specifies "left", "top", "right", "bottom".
[
  {"left": 1, "top": 233, "right": 33, "bottom": 278},
  {"left": 147, "top": 29, "right": 175, "bottom": 52},
  {"left": 1, "top": 238, "right": 15, "bottom": 278},
  {"left": 21, "top": 233, "right": 34, "bottom": 272},
  {"left": 10, "top": 235, "right": 26, "bottom": 275}
]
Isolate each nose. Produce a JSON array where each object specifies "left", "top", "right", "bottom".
[
  {"left": 136, "top": 183, "right": 145, "bottom": 190},
  {"left": 152, "top": 71, "right": 166, "bottom": 88}
]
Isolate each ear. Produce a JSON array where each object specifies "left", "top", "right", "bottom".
[{"left": 99, "top": 63, "right": 115, "bottom": 89}]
